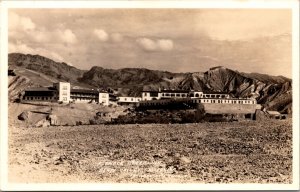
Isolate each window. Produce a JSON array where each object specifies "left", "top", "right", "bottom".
[
  {"left": 131, "top": 98, "right": 133, "bottom": 101},
  {"left": 62, "top": 91, "right": 68, "bottom": 96},
  {"left": 63, "top": 97, "right": 67, "bottom": 101},
  {"left": 124, "top": 98, "right": 127, "bottom": 101},
  {"left": 190, "top": 94, "right": 194, "bottom": 97},
  {"left": 195, "top": 93, "right": 199, "bottom": 97},
  {"left": 176, "top": 93, "right": 180, "bottom": 97},
  {"left": 62, "top": 86, "right": 68, "bottom": 90},
  {"left": 150, "top": 92, "right": 158, "bottom": 97},
  {"left": 171, "top": 93, "right": 175, "bottom": 97}
]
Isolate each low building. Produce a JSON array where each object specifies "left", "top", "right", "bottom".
[
  {"left": 142, "top": 89, "right": 230, "bottom": 101},
  {"left": 160, "top": 90, "right": 190, "bottom": 99},
  {"left": 266, "top": 111, "right": 287, "bottom": 120},
  {"left": 23, "top": 87, "right": 58, "bottom": 102},
  {"left": 142, "top": 91, "right": 160, "bottom": 101},
  {"left": 70, "top": 89, "right": 99, "bottom": 103},
  {"left": 118, "top": 96, "right": 142, "bottom": 105}
]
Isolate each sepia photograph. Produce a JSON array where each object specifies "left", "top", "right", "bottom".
[{"left": 1, "top": 0, "right": 299, "bottom": 191}]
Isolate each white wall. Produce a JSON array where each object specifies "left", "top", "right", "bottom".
[
  {"left": 99, "top": 92, "right": 109, "bottom": 106},
  {"left": 54, "top": 82, "right": 71, "bottom": 103},
  {"left": 118, "top": 97, "right": 142, "bottom": 103}
]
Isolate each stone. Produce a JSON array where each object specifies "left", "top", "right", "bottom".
[
  {"left": 48, "top": 114, "right": 58, "bottom": 125},
  {"left": 18, "top": 111, "right": 30, "bottom": 121},
  {"left": 179, "top": 156, "right": 191, "bottom": 164}
]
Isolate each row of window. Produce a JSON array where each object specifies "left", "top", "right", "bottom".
[
  {"left": 192, "top": 99, "right": 255, "bottom": 104},
  {"left": 144, "top": 92, "right": 229, "bottom": 99},
  {"left": 203, "top": 94, "right": 228, "bottom": 99},
  {"left": 162, "top": 93, "right": 188, "bottom": 97},
  {"left": 25, "top": 96, "right": 56, "bottom": 100},
  {"left": 122, "top": 98, "right": 141, "bottom": 102},
  {"left": 62, "top": 86, "right": 68, "bottom": 90},
  {"left": 141, "top": 99, "right": 256, "bottom": 106}
]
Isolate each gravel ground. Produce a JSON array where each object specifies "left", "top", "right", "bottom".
[{"left": 8, "top": 119, "right": 292, "bottom": 183}]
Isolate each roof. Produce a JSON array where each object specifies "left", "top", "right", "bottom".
[
  {"left": 161, "top": 90, "right": 190, "bottom": 93},
  {"left": 203, "top": 91, "right": 229, "bottom": 94},
  {"left": 267, "top": 111, "right": 281, "bottom": 115},
  {"left": 142, "top": 90, "right": 159, "bottom": 93},
  {"left": 71, "top": 89, "right": 99, "bottom": 94},
  {"left": 25, "top": 87, "right": 56, "bottom": 92}
]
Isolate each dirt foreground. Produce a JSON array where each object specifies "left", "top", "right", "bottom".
[{"left": 8, "top": 114, "right": 292, "bottom": 183}]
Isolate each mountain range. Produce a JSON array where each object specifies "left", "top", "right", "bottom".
[{"left": 8, "top": 53, "right": 292, "bottom": 114}]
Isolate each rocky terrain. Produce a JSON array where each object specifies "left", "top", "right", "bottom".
[
  {"left": 9, "top": 53, "right": 85, "bottom": 84},
  {"left": 8, "top": 53, "right": 292, "bottom": 113},
  {"left": 9, "top": 118, "right": 292, "bottom": 183}
]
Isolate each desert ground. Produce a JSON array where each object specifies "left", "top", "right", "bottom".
[{"left": 8, "top": 103, "right": 292, "bottom": 183}]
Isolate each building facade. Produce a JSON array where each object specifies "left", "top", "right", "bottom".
[
  {"left": 117, "top": 96, "right": 142, "bottom": 105},
  {"left": 142, "top": 89, "right": 230, "bottom": 101},
  {"left": 53, "top": 82, "right": 71, "bottom": 103},
  {"left": 23, "top": 82, "right": 109, "bottom": 105}
]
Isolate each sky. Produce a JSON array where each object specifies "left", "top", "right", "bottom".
[{"left": 8, "top": 9, "right": 292, "bottom": 77}]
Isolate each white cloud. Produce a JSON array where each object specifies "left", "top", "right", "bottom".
[
  {"left": 9, "top": 42, "right": 34, "bottom": 54},
  {"left": 136, "top": 38, "right": 157, "bottom": 51},
  {"left": 94, "top": 29, "right": 109, "bottom": 42},
  {"left": 9, "top": 42, "right": 67, "bottom": 64},
  {"left": 111, "top": 33, "right": 123, "bottom": 43},
  {"left": 57, "top": 29, "right": 77, "bottom": 44},
  {"left": 157, "top": 39, "right": 173, "bottom": 51},
  {"left": 9, "top": 12, "right": 36, "bottom": 31},
  {"left": 137, "top": 38, "right": 174, "bottom": 51}
]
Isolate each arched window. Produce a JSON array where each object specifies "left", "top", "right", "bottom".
[{"left": 195, "top": 93, "right": 199, "bottom": 97}]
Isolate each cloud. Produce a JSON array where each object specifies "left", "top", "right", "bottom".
[
  {"left": 136, "top": 38, "right": 157, "bottom": 51},
  {"left": 111, "top": 33, "right": 123, "bottom": 43},
  {"left": 9, "top": 12, "right": 36, "bottom": 31},
  {"left": 57, "top": 29, "right": 77, "bottom": 44},
  {"left": 9, "top": 42, "right": 67, "bottom": 64},
  {"left": 157, "top": 39, "right": 173, "bottom": 51},
  {"left": 136, "top": 38, "right": 174, "bottom": 51},
  {"left": 94, "top": 29, "right": 109, "bottom": 42}
]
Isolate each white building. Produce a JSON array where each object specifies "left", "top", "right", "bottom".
[
  {"left": 53, "top": 82, "right": 71, "bottom": 103},
  {"left": 118, "top": 96, "right": 142, "bottom": 105},
  {"left": 23, "top": 82, "right": 109, "bottom": 106},
  {"left": 99, "top": 92, "right": 109, "bottom": 106},
  {"left": 141, "top": 89, "right": 230, "bottom": 101}
]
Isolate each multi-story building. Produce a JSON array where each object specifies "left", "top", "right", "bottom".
[
  {"left": 23, "top": 82, "right": 109, "bottom": 105},
  {"left": 53, "top": 82, "right": 71, "bottom": 103}
]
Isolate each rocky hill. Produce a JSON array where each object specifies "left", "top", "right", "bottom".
[
  {"left": 8, "top": 53, "right": 292, "bottom": 114},
  {"left": 9, "top": 53, "right": 85, "bottom": 84}
]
